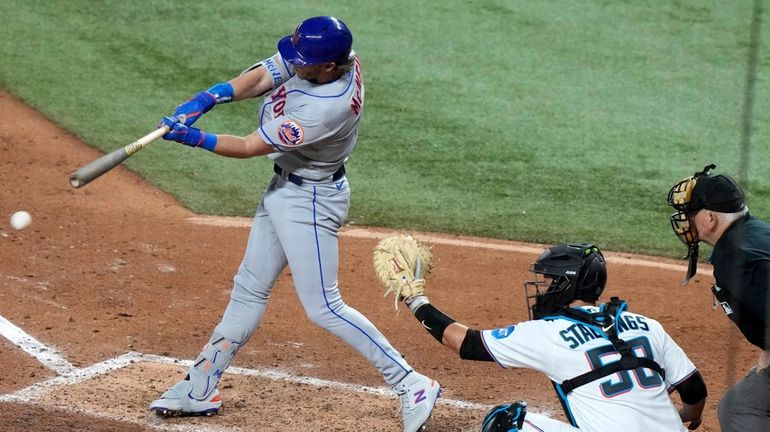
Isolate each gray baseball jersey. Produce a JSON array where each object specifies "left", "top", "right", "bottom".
[{"left": 244, "top": 51, "right": 363, "bottom": 180}]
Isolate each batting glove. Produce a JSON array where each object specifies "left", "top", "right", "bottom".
[
  {"left": 172, "top": 82, "right": 234, "bottom": 127},
  {"left": 160, "top": 117, "right": 217, "bottom": 151}
]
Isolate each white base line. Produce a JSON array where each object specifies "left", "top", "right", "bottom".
[
  {"left": 185, "top": 216, "right": 714, "bottom": 277},
  {"left": 0, "top": 314, "right": 74, "bottom": 375},
  {"left": 0, "top": 311, "right": 492, "bottom": 413}
]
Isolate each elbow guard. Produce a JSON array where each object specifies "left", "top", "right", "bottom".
[
  {"left": 459, "top": 329, "right": 494, "bottom": 362},
  {"left": 675, "top": 371, "right": 708, "bottom": 405}
]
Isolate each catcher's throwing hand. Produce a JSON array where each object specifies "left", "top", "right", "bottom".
[{"left": 372, "top": 234, "right": 434, "bottom": 311}]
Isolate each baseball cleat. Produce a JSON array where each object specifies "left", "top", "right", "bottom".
[
  {"left": 393, "top": 371, "right": 442, "bottom": 432},
  {"left": 149, "top": 380, "right": 222, "bottom": 418}
]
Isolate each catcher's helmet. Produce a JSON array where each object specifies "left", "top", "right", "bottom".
[
  {"left": 481, "top": 400, "right": 527, "bottom": 432},
  {"left": 277, "top": 16, "right": 353, "bottom": 66},
  {"left": 525, "top": 243, "right": 607, "bottom": 320}
]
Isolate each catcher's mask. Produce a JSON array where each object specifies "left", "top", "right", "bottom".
[
  {"left": 524, "top": 243, "right": 607, "bottom": 320},
  {"left": 667, "top": 164, "right": 745, "bottom": 284},
  {"left": 481, "top": 400, "right": 527, "bottom": 432}
]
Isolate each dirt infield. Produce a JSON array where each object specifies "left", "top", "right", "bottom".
[{"left": 0, "top": 90, "right": 757, "bottom": 431}]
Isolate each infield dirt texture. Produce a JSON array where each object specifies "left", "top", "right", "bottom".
[{"left": 0, "top": 91, "right": 756, "bottom": 431}]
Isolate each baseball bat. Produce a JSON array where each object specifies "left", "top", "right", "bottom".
[{"left": 69, "top": 115, "right": 184, "bottom": 188}]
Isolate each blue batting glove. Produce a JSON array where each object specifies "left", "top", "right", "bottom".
[
  {"left": 160, "top": 116, "right": 217, "bottom": 151},
  {"left": 172, "top": 91, "right": 215, "bottom": 126},
  {"left": 171, "top": 82, "right": 234, "bottom": 127}
]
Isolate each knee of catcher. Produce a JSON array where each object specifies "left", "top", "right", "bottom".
[{"left": 482, "top": 400, "right": 528, "bottom": 432}]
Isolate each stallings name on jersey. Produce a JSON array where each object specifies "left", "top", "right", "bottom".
[{"left": 560, "top": 315, "right": 650, "bottom": 349}]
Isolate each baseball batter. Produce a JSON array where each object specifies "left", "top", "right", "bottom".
[
  {"left": 148, "top": 16, "right": 440, "bottom": 432},
  {"left": 390, "top": 242, "right": 708, "bottom": 431}
]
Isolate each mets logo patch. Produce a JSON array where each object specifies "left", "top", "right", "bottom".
[{"left": 278, "top": 120, "right": 304, "bottom": 146}]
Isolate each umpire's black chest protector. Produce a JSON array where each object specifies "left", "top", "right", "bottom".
[{"left": 553, "top": 297, "right": 666, "bottom": 394}]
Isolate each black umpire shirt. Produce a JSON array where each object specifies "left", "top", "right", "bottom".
[{"left": 710, "top": 213, "right": 770, "bottom": 350}]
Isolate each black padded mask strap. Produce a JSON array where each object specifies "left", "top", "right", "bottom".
[
  {"left": 682, "top": 243, "right": 699, "bottom": 286},
  {"left": 557, "top": 300, "right": 666, "bottom": 394}
]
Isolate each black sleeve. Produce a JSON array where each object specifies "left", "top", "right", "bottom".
[
  {"left": 749, "top": 259, "right": 770, "bottom": 350},
  {"left": 673, "top": 370, "right": 708, "bottom": 405},
  {"left": 459, "top": 329, "right": 494, "bottom": 362}
]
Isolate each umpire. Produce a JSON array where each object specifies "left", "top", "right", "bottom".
[{"left": 667, "top": 164, "right": 770, "bottom": 431}]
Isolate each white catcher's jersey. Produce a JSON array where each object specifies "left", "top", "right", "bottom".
[
  {"left": 481, "top": 307, "right": 696, "bottom": 432},
  {"left": 244, "top": 51, "right": 363, "bottom": 181}
]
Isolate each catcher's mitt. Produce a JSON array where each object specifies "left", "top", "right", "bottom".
[{"left": 372, "top": 234, "right": 434, "bottom": 310}]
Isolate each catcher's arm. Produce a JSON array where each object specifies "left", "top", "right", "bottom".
[
  {"left": 411, "top": 302, "right": 493, "bottom": 361},
  {"left": 674, "top": 371, "right": 707, "bottom": 430}
]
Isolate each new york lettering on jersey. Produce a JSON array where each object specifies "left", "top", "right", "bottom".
[{"left": 257, "top": 52, "right": 363, "bottom": 164}]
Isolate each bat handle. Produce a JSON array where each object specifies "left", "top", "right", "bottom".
[
  {"left": 125, "top": 125, "right": 169, "bottom": 156},
  {"left": 68, "top": 125, "right": 171, "bottom": 188}
]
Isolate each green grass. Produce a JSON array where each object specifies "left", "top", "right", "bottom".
[{"left": 1, "top": 0, "right": 768, "bottom": 257}]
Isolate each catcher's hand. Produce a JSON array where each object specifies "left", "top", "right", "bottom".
[{"left": 372, "top": 234, "right": 434, "bottom": 310}]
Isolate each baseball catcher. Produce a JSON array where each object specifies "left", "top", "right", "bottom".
[{"left": 373, "top": 236, "right": 708, "bottom": 431}]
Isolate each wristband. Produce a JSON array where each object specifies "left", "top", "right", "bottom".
[
  {"left": 197, "top": 132, "right": 218, "bottom": 151},
  {"left": 413, "top": 303, "right": 456, "bottom": 343},
  {"left": 406, "top": 295, "right": 430, "bottom": 313},
  {"left": 206, "top": 82, "right": 235, "bottom": 104}
]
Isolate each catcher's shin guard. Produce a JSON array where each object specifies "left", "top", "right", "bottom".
[{"left": 150, "top": 324, "right": 247, "bottom": 417}]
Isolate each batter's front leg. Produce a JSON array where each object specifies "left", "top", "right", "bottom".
[{"left": 150, "top": 193, "right": 289, "bottom": 416}]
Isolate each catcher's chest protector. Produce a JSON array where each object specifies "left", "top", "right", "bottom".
[{"left": 553, "top": 298, "right": 665, "bottom": 394}]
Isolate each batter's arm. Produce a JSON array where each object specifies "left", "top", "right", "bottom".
[
  {"left": 229, "top": 65, "right": 276, "bottom": 101},
  {"left": 210, "top": 132, "right": 276, "bottom": 158}
]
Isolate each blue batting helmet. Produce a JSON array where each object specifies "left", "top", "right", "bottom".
[{"left": 277, "top": 16, "right": 353, "bottom": 66}]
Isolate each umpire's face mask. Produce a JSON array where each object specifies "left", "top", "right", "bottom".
[
  {"left": 667, "top": 170, "right": 707, "bottom": 286},
  {"left": 669, "top": 209, "right": 699, "bottom": 247}
]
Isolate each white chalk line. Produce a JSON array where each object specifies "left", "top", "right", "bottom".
[
  {"left": 185, "top": 216, "right": 714, "bottom": 277},
  {"left": 0, "top": 314, "right": 74, "bottom": 375},
  {"left": 0, "top": 315, "right": 493, "bottom": 431}
]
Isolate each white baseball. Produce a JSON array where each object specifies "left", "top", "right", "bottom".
[{"left": 10, "top": 211, "right": 32, "bottom": 230}]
